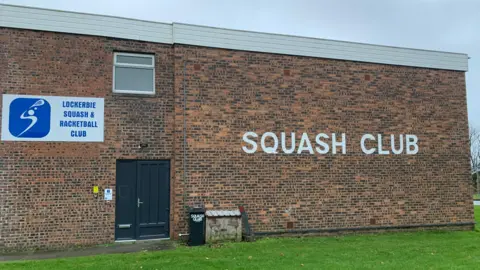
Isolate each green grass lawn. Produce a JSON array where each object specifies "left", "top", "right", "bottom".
[{"left": 2, "top": 208, "right": 480, "bottom": 270}]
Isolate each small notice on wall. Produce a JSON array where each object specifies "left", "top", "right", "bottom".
[
  {"left": 1, "top": 94, "right": 104, "bottom": 142},
  {"left": 104, "top": 189, "right": 112, "bottom": 201}
]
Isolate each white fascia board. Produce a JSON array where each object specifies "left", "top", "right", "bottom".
[
  {"left": 172, "top": 23, "right": 468, "bottom": 71},
  {"left": 0, "top": 4, "right": 469, "bottom": 71},
  {"left": 0, "top": 4, "right": 172, "bottom": 44}
]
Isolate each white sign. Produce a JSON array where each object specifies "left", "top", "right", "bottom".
[
  {"left": 242, "top": 132, "right": 418, "bottom": 155},
  {"left": 104, "top": 188, "right": 113, "bottom": 201},
  {"left": 1, "top": 94, "right": 104, "bottom": 142}
]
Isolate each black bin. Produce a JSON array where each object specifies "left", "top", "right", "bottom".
[{"left": 188, "top": 207, "right": 206, "bottom": 246}]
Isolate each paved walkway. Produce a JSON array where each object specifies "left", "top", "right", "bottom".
[{"left": 0, "top": 240, "right": 174, "bottom": 261}]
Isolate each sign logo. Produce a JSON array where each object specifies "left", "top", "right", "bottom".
[
  {"left": 191, "top": 214, "right": 204, "bottom": 222},
  {"left": 8, "top": 98, "right": 51, "bottom": 138}
]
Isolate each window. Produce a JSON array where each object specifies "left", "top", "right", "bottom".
[{"left": 113, "top": 53, "right": 155, "bottom": 94}]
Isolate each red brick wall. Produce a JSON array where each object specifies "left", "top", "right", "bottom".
[
  {"left": 0, "top": 28, "right": 473, "bottom": 251},
  {"left": 0, "top": 29, "right": 175, "bottom": 251},
  {"left": 172, "top": 45, "right": 473, "bottom": 235}
]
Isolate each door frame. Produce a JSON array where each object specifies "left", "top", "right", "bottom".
[{"left": 115, "top": 159, "right": 171, "bottom": 241}]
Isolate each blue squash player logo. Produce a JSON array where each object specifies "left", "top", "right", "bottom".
[{"left": 9, "top": 98, "right": 51, "bottom": 138}]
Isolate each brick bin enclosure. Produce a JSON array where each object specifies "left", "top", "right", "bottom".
[{"left": 0, "top": 28, "right": 474, "bottom": 251}]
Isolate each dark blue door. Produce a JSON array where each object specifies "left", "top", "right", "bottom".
[{"left": 115, "top": 160, "right": 170, "bottom": 240}]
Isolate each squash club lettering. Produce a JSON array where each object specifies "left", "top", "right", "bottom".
[
  {"left": 242, "top": 132, "right": 419, "bottom": 155},
  {"left": 59, "top": 101, "right": 99, "bottom": 138}
]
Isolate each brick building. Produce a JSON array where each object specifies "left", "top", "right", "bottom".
[{"left": 0, "top": 4, "right": 473, "bottom": 251}]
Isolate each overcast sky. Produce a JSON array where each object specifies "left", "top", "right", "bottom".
[{"left": 2, "top": 0, "right": 479, "bottom": 129}]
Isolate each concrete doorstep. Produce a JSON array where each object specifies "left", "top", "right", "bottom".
[{"left": 0, "top": 240, "right": 175, "bottom": 262}]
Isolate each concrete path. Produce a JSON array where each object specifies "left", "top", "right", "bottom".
[{"left": 0, "top": 240, "right": 174, "bottom": 262}]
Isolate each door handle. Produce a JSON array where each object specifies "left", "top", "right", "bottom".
[{"left": 137, "top": 198, "right": 143, "bottom": 208}]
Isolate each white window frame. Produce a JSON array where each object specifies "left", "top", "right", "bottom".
[{"left": 112, "top": 52, "right": 155, "bottom": 95}]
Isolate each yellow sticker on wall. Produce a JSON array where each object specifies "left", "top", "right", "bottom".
[{"left": 93, "top": 186, "right": 99, "bottom": 194}]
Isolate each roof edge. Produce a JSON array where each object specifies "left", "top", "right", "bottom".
[
  {"left": 0, "top": 4, "right": 469, "bottom": 71},
  {"left": 173, "top": 22, "right": 468, "bottom": 57}
]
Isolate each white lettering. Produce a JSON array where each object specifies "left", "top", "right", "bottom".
[
  {"left": 281, "top": 132, "right": 295, "bottom": 154},
  {"left": 261, "top": 132, "right": 278, "bottom": 154},
  {"left": 406, "top": 134, "right": 419, "bottom": 155},
  {"left": 377, "top": 134, "right": 390, "bottom": 155},
  {"left": 315, "top": 133, "right": 330, "bottom": 154},
  {"left": 242, "top": 132, "right": 258, "bottom": 154},
  {"left": 391, "top": 134, "right": 404, "bottom": 154},
  {"left": 332, "top": 133, "right": 346, "bottom": 154},
  {"left": 242, "top": 131, "right": 418, "bottom": 155},
  {"left": 361, "top": 134, "right": 376, "bottom": 154},
  {"left": 297, "top": 133, "right": 314, "bottom": 154}
]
